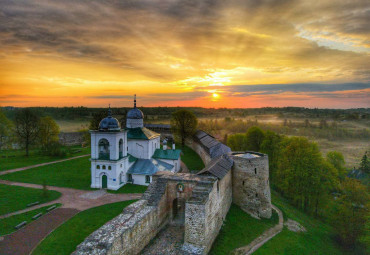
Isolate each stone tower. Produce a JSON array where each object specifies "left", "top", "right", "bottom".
[{"left": 230, "top": 151, "right": 272, "bottom": 218}]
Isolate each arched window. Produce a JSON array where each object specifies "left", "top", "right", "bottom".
[
  {"left": 108, "top": 166, "right": 112, "bottom": 170},
  {"left": 97, "top": 165, "right": 100, "bottom": 169},
  {"left": 119, "top": 139, "right": 123, "bottom": 158},
  {"left": 98, "top": 139, "right": 110, "bottom": 160},
  {"left": 145, "top": 175, "right": 151, "bottom": 183},
  {"left": 128, "top": 174, "right": 133, "bottom": 182},
  {"left": 102, "top": 165, "right": 106, "bottom": 170}
]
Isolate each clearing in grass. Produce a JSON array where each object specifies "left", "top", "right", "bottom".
[
  {"left": 0, "top": 184, "right": 61, "bottom": 215},
  {"left": 0, "top": 156, "right": 91, "bottom": 190},
  {"left": 31, "top": 200, "right": 137, "bottom": 255}
]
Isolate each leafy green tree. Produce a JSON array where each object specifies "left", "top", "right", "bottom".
[
  {"left": 327, "top": 151, "right": 346, "bottom": 177},
  {"left": 0, "top": 109, "right": 13, "bottom": 150},
  {"left": 14, "top": 108, "right": 40, "bottom": 156},
  {"left": 331, "top": 178, "right": 369, "bottom": 248},
  {"left": 39, "top": 116, "right": 60, "bottom": 147},
  {"left": 227, "top": 133, "right": 247, "bottom": 151},
  {"left": 359, "top": 152, "right": 369, "bottom": 174},
  {"left": 245, "top": 126, "right": 265, "bottom": 151},
  {"left": 260, "top": 130, "right": 282, "bottom": 181},
  {"left": 171, "top": 110, "right": 198, "bottom": 147}
]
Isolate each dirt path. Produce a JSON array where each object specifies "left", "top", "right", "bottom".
[
  {"left": 232, "top": 205, "right": 284, "bottom": 255},
  {"left": 0, "top": 208, "right": 79, "bottom": 255},
  {"left": 0, "top": 154, "right": 90, "bottom": 176},
  {"left": 0, "top": 180, "right": 142, "bottom": 218}
]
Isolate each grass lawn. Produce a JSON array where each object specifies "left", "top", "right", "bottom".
[
  {"left": 0, "top": 203, "right": 61, "bottom": 236},
  {"left": 254, "top": 192, "right": 350, "bottom": 255},
  {"left": 107, "top": 184, "right": 147, "bottom": 194},
  {"left": 0, "top": 184, "right": 61, "bottom": 215},
  {"left": 179, "top": 145, "right": 205, "bottom": 172},
  {"left": 209, "top": 204, "right": 279, "bottom": 254},
  {"left": 0, "top": 145, "right": 90, "bottom": 171},
  {"left": 0, "top": 156, "right": 91, "bottom": 190},
  {"left": 32, "top": 200, "right": 137, "bottom": 255}
]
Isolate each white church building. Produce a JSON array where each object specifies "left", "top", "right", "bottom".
[{"left": 90, "top": 96, "right": 181, "bottom": 190}]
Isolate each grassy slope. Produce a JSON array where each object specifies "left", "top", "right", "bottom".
[
  {"left": 0, "top": 156, "right": 91, "bottom": 190},
  {"left": 179, "top": 145, "right": 205, "bottom": 172},
  {"left": 254, "top": 192, "right": 349, "bottom": 255},
  {"left": 0, "top": 184, "right": 61, "bottom": 215},
  {"left": 32, "top": 200, "right": 136, "bottom": 255},
  {"left": 0, "top": 203, "right": 61, "bottom": 236},
  {"left": 210, "top": 204, "right": 279, "bottom": 254},
  {"left": 0, "top": 145, "right": 90, "bottom": 171}
]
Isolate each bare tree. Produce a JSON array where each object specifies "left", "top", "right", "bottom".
[{"left": 14, "top": 108, "right": 40, "bottom": 156}]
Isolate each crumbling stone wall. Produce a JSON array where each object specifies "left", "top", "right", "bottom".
[
  {"left": 231, "top": 152, "right": 272, "bottom": 218},
  {"left": 186, "top": 138, "right": 211, "bottom": 165},
  {"left": 59, "top": 132, "right": 84, "bottom": 146},
  {"left": 183, "top": 170, "right": 232, "bottom": 254}
]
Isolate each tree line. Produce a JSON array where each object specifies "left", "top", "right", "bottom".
[{"left": 228, "top": 127, "right": 369, "bottom": 251}]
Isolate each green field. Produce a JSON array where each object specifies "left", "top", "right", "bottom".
[
  {"left": 32, "top": 200, "right": 136, "bottom": 255},
  {"left": 179, "top": 145, "right": 205, "bottom": 172},
  {"left": 254, "top": 193, "right": 350, "bottom": 255},
  {"left": 0, "top": 203, "right": 61, "bottom": 236},
  {"left": 0, "top": 184, "right": 61, "bottom": 215},
  {"left": 210, "top": 204, "right": 278, "bottom": 254},
  {"left": 0, "top": 145, "right": 90, "bottom": 171},
  {"left": 107, "top": 184, "right": 147, "bottom": 194},
  {"left": 0, "top": 156, "right": 91, "bottom": 190}
]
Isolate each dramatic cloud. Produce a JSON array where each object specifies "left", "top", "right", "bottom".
[{"left": 0, "top": 0, "right": 369, "bottom": 107}]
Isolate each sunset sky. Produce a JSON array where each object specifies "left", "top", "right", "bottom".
[{"left": 0, "top": 0, "right": 369, "bottom": 108}]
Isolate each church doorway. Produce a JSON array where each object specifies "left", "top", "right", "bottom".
[
  {"left": 102, "top": 175, "right": 107, "bottom": 189},
  {"left": 172, "top": 198, "right": 185, "bottom": 225}
]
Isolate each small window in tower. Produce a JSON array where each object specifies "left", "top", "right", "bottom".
[
  {"left": 254, "top": 168, "right": 257, "bottom": 174},
  {"left": 97, "top": 165, "right": 100, "bottom": 169},
  {"left": 256, "top": 193, "right": 258, "bottom": 198},
  {"left": 242, "top": 180, "right": 245, "bottom": 186},
  {"left": 102, "top": 165, "right": 106, "bottom": 170},
  {"left": 145, "top": 175, "right": 151, "bottom": 183},
  {"left": 108, "top": 166, "right": 112, "bottom": 170},
  {"left": 120, "top": 164, "right": 122, "bottom": 168}
]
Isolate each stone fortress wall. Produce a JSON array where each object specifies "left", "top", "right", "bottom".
[{"left": 73, "top": 130, "right": 271, "bottom": 255}]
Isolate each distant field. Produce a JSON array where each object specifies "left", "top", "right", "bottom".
[{"left": 56, "top": 120, "right": 90, "bottom": 132}]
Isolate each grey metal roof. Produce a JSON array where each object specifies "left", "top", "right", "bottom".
[
  {"left": 127, "top": 107, "right": 144, "bottom": 119},
  {"left": 197, "top": 154, "right": 233, "bottom": 179},
  {"left": 98, "top": 108, "right": 121, "bottom": 131},
  {"left": 194, "top": 130, "right": 231, "bottom": 159},
  {"left": 127, "top": 158, "right": 174, "bottom": 175}
]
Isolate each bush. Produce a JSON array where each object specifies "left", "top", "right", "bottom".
[{"left": 40, "top": 141, "right": 66, "bottom": 157}]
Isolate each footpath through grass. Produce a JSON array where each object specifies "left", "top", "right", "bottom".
[
  {"left": 0, "top": 203, "right": 61, "bottom": 236},
  {"left": 210, "top": 204, "right": 278, "bottom": 254},
  {"left": 0, "top": 156, "right": 91, "bottom": 190},
  {"left": 254, "top": 192, "right": 350, "bottom": 255},
  {"left": 179, "top": 145, "right": 205, "bottom": 172},
  {"left": 0, "top": 184, "right": 61, "bottom": 215},
  {"left": 32, "top": 200, "right": 137, "bottom": 255},
  {"left": 0, "top": 145, "right": 90, "bottom": 172}
]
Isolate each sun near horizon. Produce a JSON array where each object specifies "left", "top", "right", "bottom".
[{"left": 0, "top": 0, "right": 369, "bottom": 109}]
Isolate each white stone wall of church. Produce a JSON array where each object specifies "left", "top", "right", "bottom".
[
  {"left": 127, "top": 137, "right": 159, "bottom": 159},
  {"left": 90, "top": 131, "right": 127, "bottom": 160},
  {"left": 90, "top": 158, "right": 128, "bottom": 190},
  {"left": 131, "top": 174, "right": 151, "bottom": 186}
]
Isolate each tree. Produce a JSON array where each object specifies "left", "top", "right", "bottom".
[
  {"left": 260, "top": 130, "right": 282, "bottom": 181},
  {"left": 331, "top": 178, "right": 369, "bottom": 248},
  {"left": 171, "top": 110, "right": 198, "bottom": 147},
  {"left": 327, "top": 151, "right": 346, "bottom": 177},
  {"left": 227, "top": 133, "right": 247, "bottom": 151},
  {"left": 245, "top": 126, "right": 265, "bottom": 151},
  {"left": 89, "top": 110, "right": 107, "bottom": 130},
  {"left": 14, "top": 108, "right": 40, "bottom": 156},
  {"left": 39, "top": 116, "right": 60, "bottom": 147},
  {"left": 359, "top": 152, "right": 369, "bottom": 174},
  {"left": 0, "top": 109, "right": 13, "bottom": 150}
]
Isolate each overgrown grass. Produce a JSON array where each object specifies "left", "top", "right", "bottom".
[
  {"left": 179, "top": 145, "right": 205, "bottom": 172},
  {"left": 0, "top": 184, "right": 61, "bottom": 215},
  {"left": 210, "top": 204, "right": 278, "bottom": 254},
  {"left": 0, "top": 145, "right": 90, "bottom": 171},
  {"left": 254, "top": 192, "right": 350, "bottom": 255},
  {"left": 32, "top": 200, "right": 137, "bottom": 255},
  {"left": 107, "top": 184, "right": 147, "bottom": 194},
  {"left": 0, "top": 203, "right": 61, "bottom": 236},
  {"left": 0, "top": 156, "right": 91, "bottom": 190}
]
